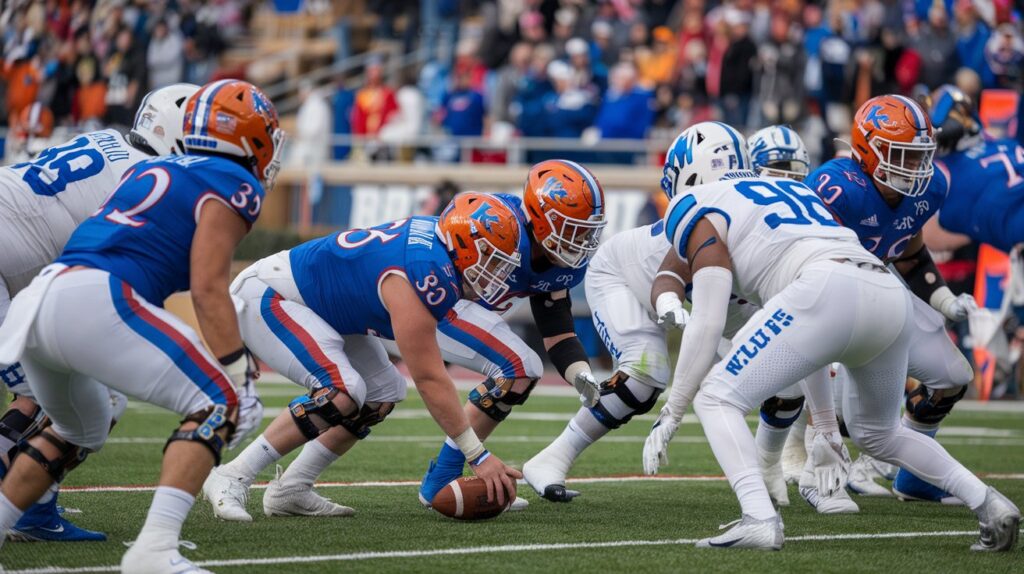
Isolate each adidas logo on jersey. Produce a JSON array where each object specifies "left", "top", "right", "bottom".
[
  {"left": 724, "top": 309, "right": 794, "bottom": 376},
  {"left": 859, "top": 214, "right": 879, "bottom": 227}
]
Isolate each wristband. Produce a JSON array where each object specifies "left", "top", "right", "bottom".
[
  {"left": 563, "top": 361, "right": 590, "bottom": 385},
  {"left": 469, "top": 450, "right": 491, "bottom": 466},
  {"left": 655, "top": 270, "right": 687, "bottom": 289},
  {"left": 452, "top": 427, "right": 486, "bottom": 461},
  {"left": 218, "top": 348, "right": 246, "bottom": 366}
]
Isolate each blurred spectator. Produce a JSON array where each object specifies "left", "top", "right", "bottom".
[
  {"left": 147, "top": 19, "right": 184, "bottom": 90},
  {"left": 756, "top": 12, "right": 805, "bottom": 126},
  {"left": 103, "top": 27, "right": 146, "bottom": 127},
  {"left": 352, "top": 59, "right": 398, "bottom": 138},
  {"left": 435, "top": 65, "right": 486, "bottom": 163},
  {"left": 514, "top": 43, "right": 556, "bottom": 160},
  {"left": 74, "top": 31, "right": 105, "bottom": 124},
  {"left": 292, "top": 81, "right": 332, "bottom": 170},
  {"left": 519, "top": 11, "right": 547, "bottom": 45},
  {"left": 592, "top": 62, "right": 653, "bottom": 164},
  {"left": 985, "top": 23, "right": 1024, "bottom": 89},
  {"left": 636, "top": 26, "right": 677, "bottom": 88},
  {"left": 566, "top": 37, "right": 605, "bottom": 93},
  {"left": 719, "top": 11, "right": 757, "bottom": 129},
  {"left": 490, "top": 42, "right": 532, "bottom": 125},
  {"left": 380, "top": 70, "right": 426, "bottom": 160},
  {"left": 544, "top": 59, "right": 597, "bottom": 161},
  {"left": 421, "top": 0, "right": 460, "bottom": 68},
  {"left": 954, "top": 2, "right": 991, "bottom": 84},
  {"left": 590, "top": 21, "right": 618, "bottom": 69},
  {"left": 914, "top": 5, "right": 959, "bottom": 89},
  {"left": 332, "top": 73, "right": 355, "bottom": 161},
  {"left": 552, "top": 8, "right": 578, "bottom": 60}
]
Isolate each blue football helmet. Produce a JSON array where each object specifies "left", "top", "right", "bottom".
[{"left": 748, "top": 125, "right": 810, "bottom": 181}]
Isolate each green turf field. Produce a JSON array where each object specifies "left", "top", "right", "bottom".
[{"left": 2, "top": 382, "right": 1022, "bottom": 573}]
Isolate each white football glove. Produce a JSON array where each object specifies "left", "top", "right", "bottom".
[
  {"left": 808, "top": 431, "right": 851, "bottom": 497},
  {"left": 655, "top": 292, "right": 690, "bottom": 330},
  {"left": 934, "top": 289, "right": 978, "bottom": 322},
  {"left": 230, "top": 382, "right": 264, "bottom": 449},
  {"left": 572, "top": 371, "right": 602, "bottom": 409},
  {"left": 643, "top": 405, "right": 680, "bottom": 476}
]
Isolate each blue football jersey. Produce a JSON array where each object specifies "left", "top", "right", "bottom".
[
  {"left": 486, "top": 194, "right": 587, "bottom": 311},
  {"left": 289, "top": 217, "right": 462, "bottom": 339},
  {"left": 59, "top": 155, "right": 263, "bottom": 305},
  {"left": 807, "top": 157, "right": 948, "bottom": 261},
  {"left": 937, "top": 139, "right": 1024, "bottom": 253}
]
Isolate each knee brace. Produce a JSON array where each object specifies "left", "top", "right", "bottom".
[
  {"left": 759, "top": 395, "right": 805, "bottom": 429},
  {"left": 0, "top": 403, "right": 45, "bottom": 462},
  {"left": 905, "top": 383, "right": 967, "bottom": 426},
  {"left": 165, "top": 405, "right": 236, "bottom": 466},
  {"left": 589, "top": 372, "right": 661, "bottom": 430},
  {"left": 15, "top": 429, "right": 88, "bottom": 482},
  {"left": 469, "top": 377, "right": 537, "bottom": 422},
  {"left": 289, "top": 386, "right": 348, "bottom": 441},
  {"left": 339, "top": 401, "right": 396, "bottom": 439}
]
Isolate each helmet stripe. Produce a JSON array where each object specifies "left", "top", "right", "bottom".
[
  {"left": 781, "top": 126, "right": 791, "bottom": 145},
  {"left": 712, "top": 121, "right": 745, "bottom": 169},
  {"left": 894, "top": 95, "right": 927, "bottom": 131},
  {"left": 556, "top": 159, "right": 603, "bottom": 214},
  {"left": 193, "top": 79, "right": 233, "bottom": 137}
]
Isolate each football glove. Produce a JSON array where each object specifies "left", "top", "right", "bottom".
[
  {"left": 573, "top": 371, "right": 602, "bottom": 408},
  {"left": 655, "top": 292, "right": 689, "bottom": 330},
  {"left": 230, "top": 381, "right": 264, "bottom": 449},
  {"left": 643, "top": 405, "right": 681, "bottom": 475},
  {"left": 809, "top": 431, "right": 852, "bottom": 497}
]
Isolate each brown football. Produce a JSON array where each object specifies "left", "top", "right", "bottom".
[{"left": 431, "top": 476, "right": 514, "bottom": 520}]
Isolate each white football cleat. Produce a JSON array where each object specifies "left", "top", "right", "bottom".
[
  {"left": 799, "top": 484, "right": 860, "bottom": 514},
  {"left": 695, "top": 514, "right": 784, "bottom": 550},
  {"left": 971, "top": 486, "right": 1021, "bottom": 552},
  {"left": 799, "top": 437, "right": 859, "bottom": 514},
  {"left": 846, "top": 454, "right": 893, "bottom": 497},
  {"left": 263, "top": 466, "right": 355, "bottom": 518},
  {"left": 523, "top": 452, "right": 580, "bottom": 503},
  {"left": 121, "top": 539, "right": 212, "bottom": 574},
  {"left": 202, "top": 467, "right": 253, "bottom": 522},
  {"left": 509, "top": 497, "right": 529, "bottom": 511}
]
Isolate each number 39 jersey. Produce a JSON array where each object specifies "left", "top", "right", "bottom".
[
  {"left": 663, "top": 172, "right": 866, "bottom": 306},
  {"left": 288, "top": 217, "right": 462, "bottom": 339},
  {"left": 807, "top": 157, "right": 948, "bottom": 261},
  {"left": 58, "top": 155, "right": 263, "bottom": 306},
  {"left": 937, "top": 139, "right": 1024, "bottom": 253},
  {"left": 0, "top": 129, "right": 150, "bottom": 224}
]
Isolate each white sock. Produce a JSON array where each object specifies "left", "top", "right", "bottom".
[
  {"left": 34, "top": 483, "right": 58, "bottom": 505},
  {"left": 755, "top": 418, "right": 790, "bottom": 467},
  {"left": 136, "top": 486, "right": 194, "bottom": 546},
  {"left": 0, "top": 493, "right": 25, "bottom": 549},
  {"left": 542, "top": 411, "right": 603, "bottom": 463},
  {"left": 785, "top": 416, "right": 807, "bottom": 452},
  {"left": 279, "top": 440, "right": 339, "bottom": 488},
  {"left": 222, "top": 435, "right": 281, "bottom": 481},
  {"left": 695, "top": 392, "right": 777, "bottom": 521}
]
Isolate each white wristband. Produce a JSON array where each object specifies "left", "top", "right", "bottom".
[
  {"left": 452, "top": 427, "right": 486, "bottom": 461},
  {"left": 929, "top": 285, "right": 956, "bottom": 316},
  {"left": 564, "top": 361, "right": 590, "bottom": 385}
]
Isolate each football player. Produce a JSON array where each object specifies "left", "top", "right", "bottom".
[
  {"left": 926, "top": 84, "right": 1024, "bottom": 253},
  {"left": 0, "top": 84, "right": 198, "bottom": 542},
  {"left": 804, "top": 95, "right": 976, "bottom": 505},
  {"left": 0, "top": 79, "right": 279, "bottom": 573},
  {"left": 646, "top": 121, "right": 1018, "bottom": 551},
  {"left": 202, "top": 192, "right": 524, "bottom": 521}
]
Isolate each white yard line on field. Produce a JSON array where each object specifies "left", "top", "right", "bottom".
[
  {"left": 59, "top": 472, "right": 1024, "bottom": 494},
  {"left": 7, "top": 529, "right": 1015, "bottom": 574}
]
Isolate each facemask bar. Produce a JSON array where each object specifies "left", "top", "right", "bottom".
[
  {"left": 757, "top": 160, "right": 809, "bottom": 182},
  {"left": 463, "top": 237, "right": 521, "bottom": 305},
  {"left": 262, "top": 128, "right": 286, "bottom": 190},
  {"left": 869, "top": 136, "right": 935, "bottom": 197},
  {"left": 542, "top": 210, "right": 606, "bottom": 268}
]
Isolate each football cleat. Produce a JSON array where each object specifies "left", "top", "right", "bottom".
[
  {"left": 892, "top": 469, "right": 964, "bottom": 505},
  {"left": 7, "top": 493, "right": 106, "bottom": 542},
  {"left": 799, "top": 484, "right": 860, "bottom": 514},
  {"left": 846, "top": 454, "right": 893, "bottom": 497},
  {"left": 523, "top": 449, "right": 580, "bottom": 503},
  {"left": 971, "top": 487, "right": 1020, "bottom": 552},
  {"left": 695, "top": 514, "right": 784, "bottom": 550},
  {"left": 121, "top": 539, "right": 212, "bottom": 574},
  {"left": 202, "top": 467, "right": 253, "bottom": 522},
  {"left": 263, "top": 466, "right": 355, "bottom": 518}
]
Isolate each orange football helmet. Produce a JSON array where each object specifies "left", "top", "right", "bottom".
[
  {"left": 439, "top": 192, "right": 522, "bottom": 306},
  {"left": 523, "top": 160, "right": 606, "bottom": 268},
  {"left": 850, "top": 94, "right": 936, "bottom": 197},
  {"left": 17, "top": 102, "right": 54, "bottom": 139},
  {"left": 183, "top": 79, "right": 284, "bottom": 189}
]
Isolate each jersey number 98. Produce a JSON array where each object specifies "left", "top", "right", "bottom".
[{"left": 735, "top": 180, "right": 838, "bottom": 229}]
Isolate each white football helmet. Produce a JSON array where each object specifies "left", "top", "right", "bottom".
[
  {"left": 129, "top": 83, "right": 201, "bottom": 156},
  {"left": 661, "top": 121, "right": 750, "bottom": 199},
  {"left": 748, "top": 125, "right": 810, "bottom": 181}
]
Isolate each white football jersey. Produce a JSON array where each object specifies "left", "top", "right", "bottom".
[
  {"left": 664, "top": 172, "right": 871, "bottom": 306},
  {"left": 0, "top": 129, "right": 150, "bottom": 224},
  {"left": 589, "top": 222, "right": 671, "bottom": 314}
]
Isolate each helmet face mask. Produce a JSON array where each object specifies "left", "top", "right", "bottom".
[
  {"left": 540, "top": 207, "right": 604, "bottom": 268},
  {"left": 463, "top": 237, "right": 521, "bottom": 305},
  {"left": 439, "top": 192, "right": 522, "bottom": 306},
  {"left": 852, "top": 95, "right": 936, "bottom": 199},
  {"left": 758, "top": 161, "right": 809, "bottom": 181},
  {"left": 748, "top": 125, "right": 809, "bottom": 182},
  {"left": 868, "top": 136, "right": 935, "bottom": 197}
]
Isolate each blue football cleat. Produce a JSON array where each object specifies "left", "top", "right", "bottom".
[
  {"left": 892, "top": 468, "right": 964, "bottom": 505},
  {"left": 8, "top": 494, "right": 107, "bottom": 542},
  {"left": 418, "top": 443, "right": 466, "bottom": 508}
]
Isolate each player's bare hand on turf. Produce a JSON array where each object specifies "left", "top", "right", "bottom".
[
  {"left": 643, "top": 405, "right": 680, "bottom": 476},
  {"left": 573, "top": 371, "right": 602, "bottom": 408},
  {"left": 470, "top": 453, "right": 522, "bottom": 505}
]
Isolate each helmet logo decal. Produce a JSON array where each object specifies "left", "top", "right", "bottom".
[
  {"left": 470, "top": 202, "right": 500, "bottom": 232},
  {"left": 865, "top": 105, "right": 891, "bottom": 130},
  {"left": 541, "top": 176, "right": 572, "bottom": 206},
  {"left": 250, "top": 87, "right": 276, "bottom": 124}
]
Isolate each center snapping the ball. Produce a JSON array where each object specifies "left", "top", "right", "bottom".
[{"left": 431, "top": 476, "right": 513, "bottom": 520}]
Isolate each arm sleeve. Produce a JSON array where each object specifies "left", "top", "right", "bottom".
[{"left": 664, "top": 266, "right": 733, "bottom": 418}]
